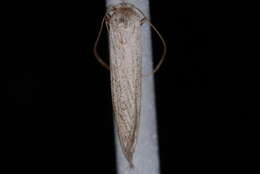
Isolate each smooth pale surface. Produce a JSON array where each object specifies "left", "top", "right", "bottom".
[
  {"left": 109, "top": 4, "right": 142, "bottom": 167},
  {"left": 106, "top": 0, "right": 160, "bottom": 174}
]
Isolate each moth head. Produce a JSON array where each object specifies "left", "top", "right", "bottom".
[{"left": 107, "top": 4, "right": 141, "bottom": 27}]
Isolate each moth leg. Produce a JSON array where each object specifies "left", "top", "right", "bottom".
[
  {"left": 140, "top": 17, "right": 146, "bottom": 25},
  {"left": 106, "top": 4, "right": 115, "bottom": 12},
  {"left": 105, "top": 21, "right": 110, "bottom": 32},
  {"left": 105, "top": 14, "right": 111, "bottom": 32},
  {"left": 105, "top": 13, "right": 112, "bottom": 22}
]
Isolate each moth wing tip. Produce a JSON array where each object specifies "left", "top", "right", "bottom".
[{"left": 128, "top": 160, "right": 134, "bottom": 169}]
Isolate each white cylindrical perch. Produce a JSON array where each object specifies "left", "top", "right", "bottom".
[{"left": 106, "top": 0, "right": 160, "bottom": 173}]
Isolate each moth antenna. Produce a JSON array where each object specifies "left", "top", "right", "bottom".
[
  {"left": 132, "top": 6, "right": 167, "bottom": 76},
  {"left": 143, "top": 17, "right": 167, "bottom": 76},
  {"left": 93, "top": 13, "right": 110, "bottom": 70}
]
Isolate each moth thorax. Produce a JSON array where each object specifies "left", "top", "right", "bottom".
[{"left": 110, "top": 8, "right": 140, "bottom": 27}]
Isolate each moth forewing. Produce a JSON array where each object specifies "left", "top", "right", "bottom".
[
  {"left": 108, "top": 4, "right": 142, "bottom": 167},
  {"left": 94, "top": 1, "right": 166, "bottom": 168}
]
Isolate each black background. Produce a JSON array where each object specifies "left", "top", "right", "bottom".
[{"left": 4, "top": 1, "right": 252, "bottom": 173}]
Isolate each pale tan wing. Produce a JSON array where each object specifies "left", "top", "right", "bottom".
[{"left": 108, "top": 7, "right": 142, "bottom": 167}]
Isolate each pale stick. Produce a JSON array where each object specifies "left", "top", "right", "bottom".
[{"left": 106, "top": 0, "right": 160, "bottom": 173}]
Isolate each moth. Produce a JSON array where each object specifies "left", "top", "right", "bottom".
[{"left": 94, "top": 1, "right": 166, "bottom": 167}]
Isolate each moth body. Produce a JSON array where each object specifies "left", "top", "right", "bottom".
[{"left": 107, "top": 3, "right": 142, "bottom": 167}]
